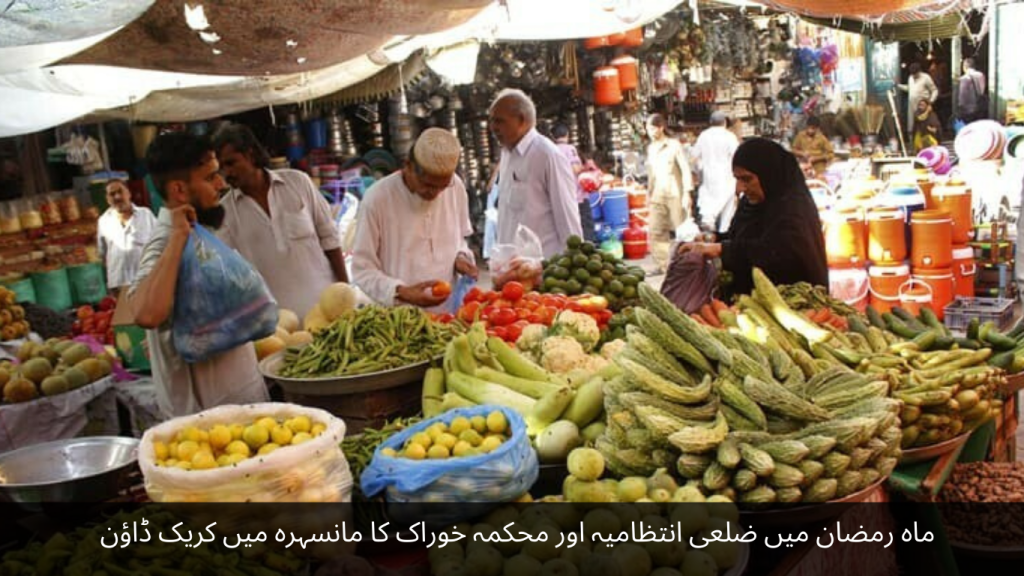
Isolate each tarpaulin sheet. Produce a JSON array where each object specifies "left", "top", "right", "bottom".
[{"left": 0, "top": 0, "right": 154, "bottom": 48}]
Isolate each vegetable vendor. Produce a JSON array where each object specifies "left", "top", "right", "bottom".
[
  {"left": 97, "top": 179, "right": 158, "bottom": 297},
  {"left": 677, "top": 138, "right": 828, "bottom": 299},
  {"left": 790, "top": 116, "right": 834, "bottom": 178},
  {"left": 351, "top": 128, "right": 477, "bottom": 311},
  {"left": 212, "top": 124, "right": 349, "bottom": 319},
  {"left": 129, "top": 133, "right": 268, "bottom": 417}
]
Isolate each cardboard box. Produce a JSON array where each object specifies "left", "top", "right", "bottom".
[{"left": 111, "top": 294, "right": 150, "bottom": 371}]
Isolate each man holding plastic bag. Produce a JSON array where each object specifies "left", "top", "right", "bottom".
[
  {"left": 351, "top": 128, "right": 477, "bottom": 312},
  {"left": 129, "top": 133, "right": 272, "bottom": 418}
]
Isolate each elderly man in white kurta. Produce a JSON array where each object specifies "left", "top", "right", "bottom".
[
  {"left": 97, "top": 179, "right": 158, "bottom": 296},
  {"left": 352, "top": 128, "right": 478, "bottom": 311}
]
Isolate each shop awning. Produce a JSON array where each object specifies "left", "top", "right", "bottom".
[
  {"left": 801, "top": 11, "right": 971, "bottom": 41},
  {"left": 749, "top": 0, "right": 982, "bottom": 24}
]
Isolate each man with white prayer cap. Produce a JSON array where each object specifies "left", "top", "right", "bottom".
[{"left": 352, "top": 128, "right": 478, "bottom": 311}]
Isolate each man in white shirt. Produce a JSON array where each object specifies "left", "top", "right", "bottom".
[
  {"left": 97, "top": 179, "right": 158, "bottom": 296},
  {"left": 212, "top": 125, "right": 348, "bottom": 319},
  {"left": 352, "top": 128, "right": 477, "bottom": 310},
  {"left": 691, "top": 112, "right": 739, "bottom": 234},
  {"left": 490, "top": 89, "right": 582, "bottom": 259},
  {"left": 129, "top": 132, "right": 267, "bottom": 418}
]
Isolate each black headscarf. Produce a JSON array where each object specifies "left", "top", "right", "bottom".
[{"left": 720, "top": 138, "right": 828, "bottom": 297}]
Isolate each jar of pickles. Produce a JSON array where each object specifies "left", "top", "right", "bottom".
[
  {"left": 40, "top": 193, "right": 62, "bottom": 226},
  {"left": 19, "top": 198, "right": 43, "bottom": 230}
]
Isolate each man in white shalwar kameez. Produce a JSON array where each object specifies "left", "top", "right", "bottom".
[
  {"left": 352, "top": 129, "right": 478, "bottom": 312},
  {"left": 691, "top": 112, "right": 740, "bottom": 234}
]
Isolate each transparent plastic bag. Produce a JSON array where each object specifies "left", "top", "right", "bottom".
[
  {"left": 172, "top": 225, "right": 279, "bottom": 363},
  {"left": 138, "top": 403, "right": 352, "bottom": 503},
  {"left": 360, "top": 405, "right": 538, "bottom": 504},
  {"left": 489, "top": 224, "right": 544, "bottom": 291}
]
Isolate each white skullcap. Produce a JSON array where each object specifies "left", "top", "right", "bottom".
[{"left": 413, "top": 128, "right": 461, "bottom": 175}]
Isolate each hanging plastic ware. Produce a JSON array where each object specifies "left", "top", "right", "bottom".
[
  {"left": 172, "top": 225, "right": 279, "bottom": 363},
  {"left": 593, "top": 67, "right": 623, "bottom": 106},
  {"left": 622, "top": 27, "right": 645, "bottom": 48},
  {"left": 611, "top": 56, "right": 639, "bottom": 91}
]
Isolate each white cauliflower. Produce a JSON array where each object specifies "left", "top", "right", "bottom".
[
  {"left": 582, "top": 354, "right": 610, "bottom": 372},
  {"left": 538, "top": 335, "right": 589, "bottom": 374},
  {"left": 549, "top": 310, "right": 601, "bottom": 353},
  {"left": 516, "top": 323, "right": 549, "bottom": 354},
  {"left": 600, "top": 339, "right": 627, "bottom": 360}
]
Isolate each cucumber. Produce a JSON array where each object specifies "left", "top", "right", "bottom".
[
  {"left": 918, "top": 307, "right": 948, "bottom": 336},
  {"left": 953, "top": 337, "right": 981, "bottom": 350},
  {"left": 1007, "top": 320, "right": 1024, "bottom": 340},
  {"left": 866, "top": 306, "right": 886, "bottom": 330},
  {"left": 988, "top": 350, "right": 1015, "bottom": 370},
  {"left": 911, "top": 330, "right": 939, "bottom": 352},
  {"left": 892, "top": 307, "right": 928, "bottom": 331},
  {"left": 932, "top": 335, "right": 956, "bottom": 350},
  {"left": 883, "top": 313, "right": 921, "bottom": 339},
  {"left": 983, "top": 330, "right": 1017, "bottom": 351},
  {"left": 847, "top": 315, "right": 870, "bottom": 336},
  {"left": 967, "top": 317, "right": 981, "bottom": 340}
]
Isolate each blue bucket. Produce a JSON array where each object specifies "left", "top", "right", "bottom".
[
  {"left": 588, "top": 192, "right": 603, "bottom": 221},
  {"left": 603, "top": 189, "right": 629, "bottom": 227},
  {"left": 306, "top": 119, "right": 327, "bottom": 150}
]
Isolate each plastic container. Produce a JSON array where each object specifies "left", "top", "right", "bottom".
[
  {"left": 30, "top": 268, "right": 72, "bottom": 311},
  {"left": 912, "top": 267, "right": 954, "bottom": 320},
  {"left": 611, "top": 56, "right": 639, "bottom": 91},
  {"left": 593, "top": 67, "right": 623, "bottom": 106},
  {"left": 930, "top": 184, "right": 972, "bottom": 245},
  {"left": 951, "top": 245, "right": 976, "bottom": 299},
  {"left": 588, "top": 192, "right": 603, "bottom": 221},
  {"left": 869, "top": 264, "right": 909, "bottom": 314},
  {"left": 622, "top": 27, "right": 645, "bottom": 48},
  {"left": 823, "top": 208, "right": 867, "bottom": 268},
  {"left": 898, "top": 278, "right": 933, "bottom": 318},
  {"left": 884, "top": 185, "right": 925, "bottom": 254},
  {"left": 622, "top": 226, "right": 648, "bottom": 260},
  {"left": 602, "top": 189, "right": 630, "bottom": 227},
  {"left": 19, "top": 210, "right": 43, "bottom": 230},
  {"left": 306, "top": 118, "right": 328, "bottom": 150},
  {"left": 828, "top": 268, "right": 869, "bottom": 313},
  {"left": 910, "top": 209, "right": 953, "bottom": 270},
  {"left": 866, "top": 207, "right": 906, "bottom": 264},
  {"left": 943, "top": 297, "right": 1015, "bottom": 333},
  {"left": 3, "top": 278, "right": 36, "bottom": 304},
  {"left": 67, "top": 263, "right": 107, "bottom": 305},
  {"left": 584, "top": 36, "right": 610, "bottom": 50}
]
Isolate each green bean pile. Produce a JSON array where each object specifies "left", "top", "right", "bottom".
[
  {"left": 279, "top": 305, "right": 463, "bottom": 378},
  {"left": 342, "top": 415, "right": 422, "bottom": 499}
]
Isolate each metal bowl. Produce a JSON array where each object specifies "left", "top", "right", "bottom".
[
  {"left": 259, "top": 350, "right": 438, "bottom": 396},
  {"left": 0, "top": 436, "right": 139, "bottom": 503}
]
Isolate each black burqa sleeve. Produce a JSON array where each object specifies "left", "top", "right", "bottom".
[{"left": 720, "top": 139, "right": 829, "bottom": 296}]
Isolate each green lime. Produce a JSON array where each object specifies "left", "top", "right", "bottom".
[
  {"left": 580, "top": 241, "right": 596, "bottom": 255},
  {"left": 557, "top": 257, "right": 572, "bottom": 269},
  {"left": 614, "top": 264, "right": 628, "bottom": 276},
  {"left": 600, "top": 269, "right": 615, "bottom": 282},
  {"left": 604, "top": 293, "right": 619, "bottom": 308},
  {"left": 586, "top": 260, "right": 603, "bottom": 274},
  {"left": 628, "top": 266, "right": 646, "bottom": 278},
  {"left": 543, "top": 276, "right": 560, "bottom": 291},
  {"left": 622, "top": 285, "right": 637, "bottom": 299},
  {"left": 601, "top": 251, "right": 618, "bottom": 263},
  {"left": 574, "top": 268, "right": 591, "bottom": 283},
  {"left": 572, "top": 254, "right": 589, "bottom": 268},
  {"left": 566, "top": 235, "right": 583, "bottom": 250},
  {"left": 608, "top": 280, "right": 625, "bottom": 295},
  {"left": 620, "top": 274, "right": 639, "bottom": 286},
  {"left": 588, "top": 277, "right": 605, "bottom": 291},
  {"left": 552, "top": 266, "right": 570, "bottom": 280},
  {"left": 551, "top": 287, "right": 567, "bottom": 295},
  {"left": 565, "top": 279, "right": 583, "bottom": 295}
]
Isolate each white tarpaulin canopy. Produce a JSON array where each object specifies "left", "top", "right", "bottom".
[{"left": 0, "top": 0, "right": 684, "bottom": 137}]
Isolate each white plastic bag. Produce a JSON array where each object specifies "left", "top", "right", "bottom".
[
  {"left": 139, "top": 402, "right": 351, "bottom": 503},
  {"left": 489, "top": 224, "right": 544, "bottom": 291}
]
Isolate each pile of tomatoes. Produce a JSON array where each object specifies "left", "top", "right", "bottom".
[
  {"left": 438, "top": 281, "right": 614, "bottom": 343},
  {"left": 71, "top": 296, "right": 117, "bottom": 344}
]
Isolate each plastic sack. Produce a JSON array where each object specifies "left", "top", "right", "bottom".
[
  {"left": 172, "top": 225, "right": 278, "bottom": 363},
  {"left": 661, "top": 251, "right": 718, "bottom": 314},
  {"left": 139, "top": 402, "right": 352, "bottom": 503},
  {"left": 489, "top": 224, "right": 543, "bottom": 291},
  {"left": 445, "top": 274, "right": 476, "bottom": 315},
  {"left": 829, "top": 268, "right": 869, "bottom": 313},
  {"left": 360, "top": 405, "right": 538, "bottom": 504}
]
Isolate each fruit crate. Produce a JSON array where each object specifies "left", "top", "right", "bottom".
[{"left": 943, "top": 297, "right": 1015, "bottom": 333}]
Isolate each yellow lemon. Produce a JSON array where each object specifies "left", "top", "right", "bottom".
[
  {"left": 163, "top": 458, "right": 178, "bottom": 467},
  {"left": 381, "top": 447, "right": 398, "bottom": 457},
  {"left": 258, "top": 443, "right": 280, "bottom": 456},
  {"left": 427, "top": 445, "right": 450, "bottom": 459},
  {"left": 197, "top": 442, "right": 213, "bottom": 456},
  {"left": 208, "top": 425, "right": 232, "bottom": 450},
  {"left": 195, "top": 429, "right": 209, "bottom": 444},
  {"left": 486, "top": 411, "right": 507, "bottom": 434},
  {"left": 480, "top": 435, "right": 503, "bottom": 453},
  {"left": 243, "top": 425, "right": 270, "bottom": 449},
  {"left": 191, "top": 451, "right": 217, "bottom": 470},
  {"left": 291, "top": 432, "right": 313, "bottom": 445},
  {"left": 255, "top": 417, "right": 278, "bottom": 431},
  {"left": 216, "top": 454, "right": 232, "bottom": 467},
  {"left": 452, "top": 441, "right": 472, "bottom": 457},
  {"left": 458, "top": 429, "right": 483, "bottom": 447},
  {"left": 410, "top": 432, "right": 432, "bottom": 449},
  {"left": 270, "top": 425, "right": 293, "bottom": 446},
  {"left": 229, "top": 424, "right": 245, "bottom": 441},
  {"left": 426, "top": 423, "right": 446, "bottom": 441},
  {"left": 225, "top": 440, "right": 251, "bottom": 457},
  {"left": 174, "top": 461, "right": 193, "bottom": 471},
  {"left": 449, "top": 416, "right": 471, "bottom": 435},
  {"left": 437, "top": 433, "right": 458, "bottom": 450},
  {"left": 167, "top": 441, "right": 179, "bottom": 459},
  {"left": 153, "top": 441, "right": 169, "bottom": 461},
  {"left": 180, "top": 426, "right": 201, "bottom": 443},
  {"left": 404, "top": 443, "right": 426, "bottom": 460},
  {"left": 176, "top": 440, "right": 200, "bottom": 463},
  {"left": 224, "top": 453, "right": 247, "bottom": 466},
  {"left": 470, "top": 415, "right": 487, "bottom": 434},
  {"left": 287, "top": 416, "right": 312, "bottom": 434},
  {"left": 310, "top": 423, "right": 327, "bottom": 437}
]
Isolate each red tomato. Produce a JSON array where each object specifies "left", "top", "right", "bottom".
[
  {"left": 523, "top": 292, "right": 541, "bottom": 302},
  {"left": 491, "top": 326, "right": 509, "bottom": 340},
  {"left": 490, "top": 308, "right": 517, "bottom": 327},
  {"left": 81, "top": 317, "right": 95, "bottom": 333},
  {"left": 76, "top": 306, "right": 94, "bottom": 320},
  {"left": 435, "top": 313, "right": 455, "bottom": 324},
  {"left": 95, "top": 316, "right": 111, "bottom": 332},
  {"left": 505, "top": 323, "right": 525, "bottom": 343},
  {"left": 566, "top": 302, "right": 585, "bottom": 313},
  {"left": 480, "top": 305, "right": 498, "bottom": 321},
  {"left": 458, "top": 301, "right": 481, "bottom": 323},
  {"left": 485, "top": 291, "right": 501, "bottom": 303},
  {"left": 536, "top": 306, "right": 558, "bottom": 325},
  {"left": 463, "top": 287, "right": 484, "bottom": 303},
  {"left": 540, "top": 295, "right": 561, "bottom": 309},
  {"left": 71, "top": 320, "right": 83, "bottom": 335},
  {"left": 526, "top": 313, "right": 544, "bottom": 324},
  {"left": 516, "top": 308, "right": 531, "bottom": 320},
  {"left": 501, "top": 281, "right": 525, "bottom": 302},
  {"left": 493, "top": 298, "right": 514, "bottom": 309},
  {"left": 598, "top": 309, "right": 614, "bottom": 323}
]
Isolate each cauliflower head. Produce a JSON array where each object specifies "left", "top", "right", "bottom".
[
  {"left": 549, "top": 310, "right": 600, "bottom": 353},
  {"left": 599, "top": 339, "right": 627, "bottom": 360},
  {"left": 539, "top": 336, "right": 589, "bottom": 374},
  {"left": 516, "top": 323, "right": 549, "bottom": 354}
]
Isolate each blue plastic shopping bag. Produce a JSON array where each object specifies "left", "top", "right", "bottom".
[
  {"left": 172, "top": 225, "right": 279, "bottom": 363},
  {"left": 445, "top": 274, "right": 476, "bottom": 315}
]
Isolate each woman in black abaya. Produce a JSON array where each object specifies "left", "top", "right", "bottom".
[{"left": 677, "top": 138, "right": 828, "bottom": 298}]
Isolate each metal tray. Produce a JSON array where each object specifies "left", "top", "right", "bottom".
[
  {"left": 739, "top": 476, "right": 889, "bottom": 527},
  {"left": 899, "top": 432, "right": 971, "bottom": 465},
  {"left": 259, "top": 351, "right": 438, "bottom": 396}
]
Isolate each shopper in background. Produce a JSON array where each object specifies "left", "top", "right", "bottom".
[
  {"left": 552, "top": 123, "right": 595, "bottom": 243},
  {"left": 690, "top": 111, "right": 739, "bottom": 235},
  {"left": 677, "top": 138, "right": 828, "bottom": 299},
  {"left": 899, "top": 63, "right": 939, "bottom": 133},
  {"left": 212, "top": 124, "right": 348, "bottom": 319},
  {"left": 352, "top": 128, "right": 476, "bottom": 311},
  {"left": 489, "top": 89, "right": 582, "bottom": 259},
  {"left": 912, "top": 98, "right": 942, "bottom": 153},
  {"left": 645, "top": 113, "right": 694, "bottom": 273},
  {"left": 958, "top": 57, "right": 988, "bottom": 122},
  {"left": 130, "top": 132, "right": 267, "bottom": 418},
  {"left": 791, "top": 116, "right": 834, "bottom": 178},
  {"left": 97, "top": 179, "right": 158, "bottom": 297}
]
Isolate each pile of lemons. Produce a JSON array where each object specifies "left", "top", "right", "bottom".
[
  {"left": 383, "top": 411, "right": 510, "bottom": 460},
  {"left": 152, "top": 415, "right": 327, "bottom": 471}
]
